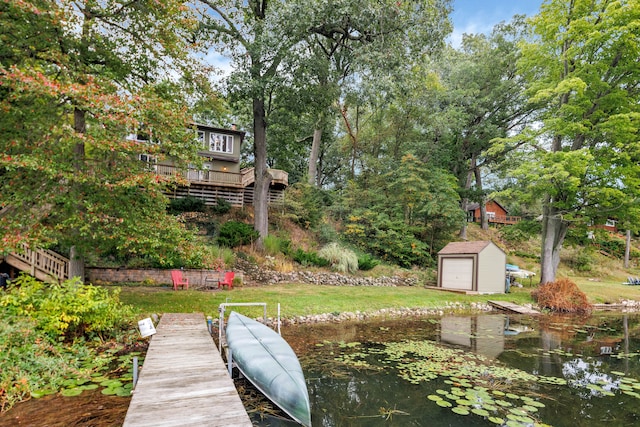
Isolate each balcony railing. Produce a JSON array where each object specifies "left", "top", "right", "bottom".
[
  {"left": 156, "top": 164, "right": 252, "bottom": 188},
  {"left": 488, "top": 215, "right": 521, "bottom": 225},
  {"left": 155, "top": 165, "right": 288, "bottom": 188}
]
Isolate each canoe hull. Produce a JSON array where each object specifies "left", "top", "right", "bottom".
[{"left": 225, "top": 311, "right": 311, "bottom": 427}]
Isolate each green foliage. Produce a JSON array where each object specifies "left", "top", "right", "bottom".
[
  {"left": 217, "top": 221, "right": 258, "bottom": 247},
  {"left": 0, "top": 0, "right": 205, "bottom": 266},
  {"left": 500, "top": 220, "right": 541, "bottom": 243},
  {"left": 0, "top": 275, "right": 133, "bottom": 341},
  {"left": 318, "top": 243, "right": 359, "bottom": 274},
  {"left": 317, "top": 220, "right": 340, "bottom": 245},
  {"left": 292, "top": 249, "right": 330, "bottom": 268},
  {"left": 263, "top": 235, "right": 291, "bottom": 257},
  {"left": 167, "top": 196, "right": 206, "bottom": 215},
  {"left": 209, "top": 197, "right": 232, "bottom": 215},
  {"left": 0, "top": 315, "right": 109, "bottom": 412},
  {"left": 344, "top": 209, "right": 433, "bottom": 267},
  {"left": 357, "top": 253, "right": 380, "bottom": 271},
  {"left": 571, "top": 250, "right": 594, "bottom": 272},
  {"left": 592, "top": 233, "right": 640, "bottom": 260},
  {"left": 283, "top": 183, "right": 329, "bottom": 229}
]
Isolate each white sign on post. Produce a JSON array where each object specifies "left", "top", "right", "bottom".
[{"left": 138, "top": 317, "right": 157, "bottom": 338}]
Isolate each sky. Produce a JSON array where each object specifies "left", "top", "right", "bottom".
[{"left": 450, "top": 0, "right": 543, "bottom": 46}]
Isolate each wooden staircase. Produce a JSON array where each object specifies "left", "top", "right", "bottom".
[{"left": 4, "top": 243, "right": 69, "bottom": 283}]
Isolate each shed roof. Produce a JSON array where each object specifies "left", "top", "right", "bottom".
[{"left": 438, "top": 240, "right": 503, "bottom": 255}]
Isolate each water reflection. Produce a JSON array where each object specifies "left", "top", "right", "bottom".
[{"left": 255, "top": 313, "right": 640, "bottom": 427}]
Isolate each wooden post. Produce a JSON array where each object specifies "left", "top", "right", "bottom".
[{"left": 625, "top": 230, "right": 631, "bottom": 269}]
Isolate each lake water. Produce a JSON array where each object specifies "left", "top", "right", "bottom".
[{"left": 257, "top": 312, "right": 640, "bottom": 427}]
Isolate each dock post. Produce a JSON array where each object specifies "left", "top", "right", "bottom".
[
  {"left": 227, "top": 348, "right": 233, "bottom": 377},
  {"left": 132, "top": 356, "right": 139, "bottom": 389}
]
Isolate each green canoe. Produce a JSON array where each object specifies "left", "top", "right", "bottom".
[{"left": 225, "top": 311, "right": 311, "bottom": 427}]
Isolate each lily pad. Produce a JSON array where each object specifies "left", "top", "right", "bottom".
[
  {"left": 452, "top": 406, "right": 470, "bottom": 415},
  {"left": 61, "top": 388, "right": 84, "bottom": 397},
  {"left": 81, "top": 384, "right": 100, "bottom": 390},
  {"left": 436, "top": 400, "right": 453, "bottom": 408},
  {"left": 471, "top": 408, "right": 490, "bottom": 417}
]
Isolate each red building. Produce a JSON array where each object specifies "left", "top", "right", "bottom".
[{"left": 466, "top": 201, "right": 520, "bottom": 225}]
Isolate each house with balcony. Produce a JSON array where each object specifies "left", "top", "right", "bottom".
[
  {"left": 145, "top": 123, "right": 288, "bottom": 207},
  {"left": 466, "top": 200, "right": 520, "bottom": 225}
]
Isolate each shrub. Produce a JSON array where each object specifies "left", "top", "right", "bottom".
[
  {"left": 572, "top": 250, "right": 594, "bottom": 272},
  {"left": 167, "top": 196, "right": 206, "bottom": 214},
  {"left": 357, "top": 253, "right": 380, "bottom": 271},
  {"left": 292, "top": 249, "right": 330, "bottom": 267},
  {"left": 283, "top": 182, "right": 330, "bottom": 229},
  {"left": 532, "top": 278, "right": 592, "bottom": 314},
  {"left": 318, "top": 243, "right": 358, "bottom": 274},
  {"left": 0, "top": 275, "right": 133, "bottom": 341},
  {"left": 343, "top": 210, "right": 433, "bottom": 267},
  {"left": 217, "top": 221, "right": 258, "bottom": 247},
  {"left": 263, "top": 235, "right": 291, "bottom": 257},
  {"left": 209, "top": 197, "right": 231, "bottom": 215}
]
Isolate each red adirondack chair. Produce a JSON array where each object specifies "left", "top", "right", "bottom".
[
  {"left": 218, "top": 271, "right": 235, "bottom": 289},
  {"left": 170, "top": 270, "right": 189, "bottom": 290}
]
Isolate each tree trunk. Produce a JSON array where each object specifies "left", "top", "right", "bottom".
[
  {"left": 71, "top": 107, "right": 86, "bottom": 282},
  {"left": 459, "top": 162, "right": 475, "bottom": 240},
  {"left": 308, "top": 127, "right": 322, "bottom": 186},
  {"left": 539, "top": 201, "right": 569, "bottom": 284},
  {"left": 625, "top": 229, "right": 631, "bottom": 269},
  {"left": 69, "top": 245, "right": 85, "bottom": 282},
  {"left": 473, "top": 161, "right": 488, "bottom": 230},
  {"left": 252, "top": 97, "right": 272, "bottom": 249}
]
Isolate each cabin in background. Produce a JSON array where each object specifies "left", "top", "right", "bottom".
[{"left": 466, "top": 200, "right": 520, "bottom": 225}]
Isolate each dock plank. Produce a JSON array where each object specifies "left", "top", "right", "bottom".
[
  {"left": 488, "top": 300, "right": 540, "bottom": 315},
  {"left": 123, "top": 313, "right": 252, "bottom": 427}
]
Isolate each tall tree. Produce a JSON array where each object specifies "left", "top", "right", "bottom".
[
  {"left": 432, "top": 20, "right": 534, "bottom": 238},
  {"left": 0, "top": 0, "right": 206, "bottom": 279},
  {"left": 511, "top": 0, "right": 640, "bottom": 283},
  {"left": 196, "top": 0, "right": 451, "bottom": 245}
]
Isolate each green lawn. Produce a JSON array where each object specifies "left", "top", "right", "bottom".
[
  {"left": 118, "top": 283, "right": 535, "bottom": 320},
  {"left": 116, "top": 276, "right": 640, "bottom": 320}
]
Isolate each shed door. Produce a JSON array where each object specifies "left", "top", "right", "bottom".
[{"left": 441, "top": 258, "right": 474, "bottom": 290}]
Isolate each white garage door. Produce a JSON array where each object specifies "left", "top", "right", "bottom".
[{"left": 441, "top": 258, "right": 474, "bottom": 290}]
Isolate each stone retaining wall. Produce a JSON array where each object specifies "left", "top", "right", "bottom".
[
  {"left": 86, "top": 258, "right": 418, "bottom": 289},
  {"left": 234, "top": 258, "right": 419, "bottom": 287}
]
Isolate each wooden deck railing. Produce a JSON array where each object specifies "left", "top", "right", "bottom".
[
  {"left": 155, "top": 165, "right": 288, "bottom": 188},
  {"left": 488, "top": 215, "right": 521, "bottom": 225},
  {"left": 7, "top": 243, "right": 69, "bottom": 282}
]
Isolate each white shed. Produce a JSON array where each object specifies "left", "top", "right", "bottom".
[{"left": 437, "top": 241, "right": 506, "bottom": 294}]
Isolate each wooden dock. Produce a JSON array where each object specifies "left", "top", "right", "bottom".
[
  {"left": 122, "top": 313, "right": 252, "bottom": 427},
  {"left": 488, "top": 300, "right": 540, "bottom": 315}
]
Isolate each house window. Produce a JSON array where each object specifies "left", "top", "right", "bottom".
[
  {"left": 197, "top": 131, "right": 205, "bottom": 149},
  {"left": 138, "top": 153, "right": 157, "bottom": 170},
  {"left": 209, "top": 133, "right": 233, "bottom": 154}
]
